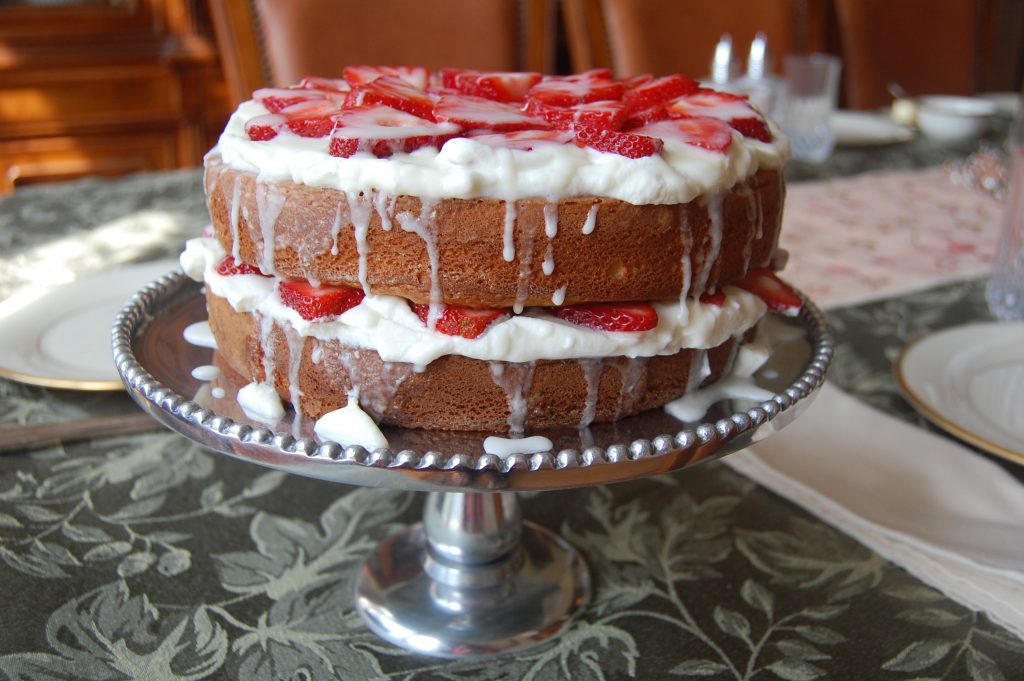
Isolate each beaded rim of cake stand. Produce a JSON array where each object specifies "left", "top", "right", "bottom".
[{"left": 113, "top": 270, "right": 833, "bottom": 476}]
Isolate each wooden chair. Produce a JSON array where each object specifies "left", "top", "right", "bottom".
[
  {"left": 833, "top": 0, "right": 978, "bottom": 110},
  {"left": 561, "top": 0, "right": 831, "bottom": 79},
  {"left": 208, "top": 0, "right": 558, "bottom": 106}
]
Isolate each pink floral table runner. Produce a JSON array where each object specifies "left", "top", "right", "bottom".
[{"left": 781, "top": 166, "right": 1005, "bottom": 308}]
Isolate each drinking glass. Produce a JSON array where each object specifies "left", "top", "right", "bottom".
[
  {"left": 775, "top": 54, "right": 842, "bottom": 162},
  {"left": 986, "top": 88, "right": 1024, "bottom": 320}
]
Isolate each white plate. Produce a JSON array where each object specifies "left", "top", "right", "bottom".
[
  {"left": 831, "top": 110, "right": 914, "bottom": 146},
  {"left": 0, "top": 260, "right": 178, "bottom": 390},
  {"left": 895, "top": 322, "right": 1024, "bottom": 465}
]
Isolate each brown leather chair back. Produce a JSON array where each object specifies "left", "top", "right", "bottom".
[
  {"left": 834, "top": 0, "right": 976, "bottom": 110},
  {"left": 210, "top": 0, "right": 556, "bottom": 106},
  {"left": 562, "top": 0, "right": 830, "bottom": 78}
]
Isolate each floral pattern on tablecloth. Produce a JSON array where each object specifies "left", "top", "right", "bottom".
[
  {"left": 781, "top": 166, "right": 1005, "bottom": 308},
  {"left": 2, "top": 165, "right": 1023, "bottom": 680}
]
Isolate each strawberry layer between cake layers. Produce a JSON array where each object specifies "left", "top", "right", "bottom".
[{"left": 181, "top": 238, "right": 768, "bottom": 431}]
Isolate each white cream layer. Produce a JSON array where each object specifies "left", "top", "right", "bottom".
[
  {"left": 215, "top": 100, "right": 788, "bottom": 206},
  {"left": 182, "top": 237, "right": 767, "bottom": 367}
]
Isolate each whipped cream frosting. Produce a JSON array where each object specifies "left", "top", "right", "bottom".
[
  {"left": 182, "top": 237, "right": 767, "bottom": 367},
  {"left": 214, "top": 100, "right": 788, "bottom": 206}
]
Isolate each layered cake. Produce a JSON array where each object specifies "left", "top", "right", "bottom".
[{"left": 181, "top": 66, "right": 799, "bottom": 433}]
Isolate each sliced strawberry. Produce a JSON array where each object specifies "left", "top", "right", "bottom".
[
  {"left": 573, "top": 123, "right": 663, "bottom": 158},
  {"left": 524, "top": 99, "right": 626, "bottom": 131},
  {"left": 245, "top": 113, "right": 286, "bottom": 141},
  {"left": 434, "top": 94, "right": 551, "bottom": 132},
  {"left": 410, "top": 302, "right": 508, "bottom": 339},
  {"left": 622, "top": 74, "right": 654, "bottom": 90},
  {"left": 253, "top": 87, "right": 331, "bottom": 114},
  {"left": 631, "top": 117, "right": 734, "bottom": 153},
  {"left": 438, "top": 68, "right": 467, "bottom": 90},
  {"left": 554, "top": 302, "right": 658, "bottom": 332},
  {"left": 345, "top": 76, "right": 436, "bottom": 120},
  {"left": 527, "top": 73, "right": 625, "bottom": 107},
  {"left": 298, "top": 76, "right": 351, "bottom": 94},
  {"left": 446, "top": 70, "right": 543, "bottom": 103},
  {"left": 623, "top": 74, "right": 699, "bottom": 111},
  {"left": 699, "top": 290, "right": 726, "bottom": 306},
  {"left": 216, "top": 256, "right": 269, "bottom": 277},
  {"left": 281, "top": 100, "right": 344, "bottom": 138},
  {"left": 667, "top": 89, "right": 771, "bottom": 142},
  {"left": 469, "top": 129, "right": 574, "bottom": 150},
  {"left": 279, "top": 280, "right": 365, "bottom": 320},
  {"left": 621, "top": 104, "right": 669, "bottom": 129},
  {"left": 734, "top": 268, "right": 803, "bottom": 315},
  {"left": 329, "top": 105, "right": 460, "bottom": 158},
  {"left": 343, "top": 65, "right": 430, "bottom": 90},
  {"left": 729, "top": 117, "right": 773, "bottom": 143}
]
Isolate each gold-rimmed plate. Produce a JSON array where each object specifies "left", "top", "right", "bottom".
[
  {"left": 0, "top": 260, "right": 179, "bottom": 391},
  {"left": 895, "top": 322, "right": 1024, "bottom": 466}
]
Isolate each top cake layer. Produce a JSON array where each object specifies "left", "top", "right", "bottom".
[{"left": 214, "top": 67, "right": 788, "bottom": 205}]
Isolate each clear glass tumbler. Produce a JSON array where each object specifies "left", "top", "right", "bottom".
[
  {"left": 985, "top": 90, "right": 1024, "bottom": 320},
  {"left": 776, "top": 54, "right": 842, "bottom": 163}
]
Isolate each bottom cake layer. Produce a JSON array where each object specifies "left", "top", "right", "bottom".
[{"left": 206, "top": 290, "right": 749, "bottom": 432}]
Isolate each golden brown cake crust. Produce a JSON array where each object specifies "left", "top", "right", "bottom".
[
  {"left": 206, "top": 290, "right": 743, "bottom": 432},
  {"left": 205, "top": 155, "right": 784, "bottom": 308}
]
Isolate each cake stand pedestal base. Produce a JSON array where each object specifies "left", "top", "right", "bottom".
[{"left": 354, "top": 491, "right": 590, "bottom": 658}]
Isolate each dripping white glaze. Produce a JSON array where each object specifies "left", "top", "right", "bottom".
[
  {"left": 229, "top": 176, "right": 242, "bottom": 262},
  {"left": 183, "top": 321, "right": 217, "bottom": 349},
  {"left": 551, "top": 284, "right": 568, "bottom": 306},
  {"left": 503, "top": 200, "right": 517, "bottom": 262},
  {"left": 313, "top": 387, "right": 389, "bottom": 450},
  {"left": 191, "top": 365, "right": 220, "bottom": 381},
  {"left": 664, "top": 377, "right": 775, "bottom": 422},
  {"left": 282, "top": 323, "right": 306, "bottom": 418},
  {"left": 543, "top": 203, "right": 558, "bottom": 238},
  {"left": 254, "top": 181, "right": 286, "bottom": 275},
  {"left": 489, "top": 362, "right": 536, "bottom": 433},
  {"left": 581, "top": 203, "right": 599, "bottom": 235},
  {"left": 615, "top": 357, "right": 648, "bottom": 418},
  {"left": 329, "top": 204, "right": 344, "bottom": 256},
  {"left": 542, "top": 245, "right": 555, "bottom": 276},
  {"left": 483, "top": 435, "right": 553, "bottom": 457},
  {"left": 678, "top": 207, "right": 693, "bottom": 324},
  {"left": 373, "top": 190, "right": 395, "bottom": 231},
  {"left": 578, "top": 358, "right": 603, "bottom": 427},
  {"left": 237, "top": 381, "right": 285, "bottom": 423},
  {"left": 513, "top": 220, "right": 536, "bottom": 314},
  {"left": 397, "top": 199, "right": 441, "bottom": 328},
  {"left": 346, "top": 190, "right": 373, "bottom": 294}
]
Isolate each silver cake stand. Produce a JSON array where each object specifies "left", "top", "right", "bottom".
[{"left": 113, "top": 272, "right": 833, "bottom": 659}]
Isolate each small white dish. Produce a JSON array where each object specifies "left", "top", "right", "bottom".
[
  {"left": 895, "top": 322, "right": 1024, "bottom": 466},
  {"left": 916, "top": 95, "right": 997, "bottom": 142},
  {"left": 831, "top": 110, "right": 914, "bottom": 146},
  {"left": 0, "top": 260, "right": 178, "bottom": 390}
]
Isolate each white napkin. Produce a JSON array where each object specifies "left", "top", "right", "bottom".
[{"left": 728, "top": 382, "right": 1024, "bottom": 639}]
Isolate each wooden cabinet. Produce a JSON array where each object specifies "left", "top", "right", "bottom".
[{"left": 0, "top": 0, "right": 231, "bottom": 193}]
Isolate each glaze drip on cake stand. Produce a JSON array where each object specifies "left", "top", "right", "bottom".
[{"left": 355, "top": 491, "right": 590, "bottom": 657}]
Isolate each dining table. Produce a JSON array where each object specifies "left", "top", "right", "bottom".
[{"left": 1, "top": 125, "right": 1022, "bottom": 681}]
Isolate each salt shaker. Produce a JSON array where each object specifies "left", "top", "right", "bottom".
[{"left": 985, "top": 88, "right": 1024, "bottom": 320}]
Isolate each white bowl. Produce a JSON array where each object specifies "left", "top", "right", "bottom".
[{"left": 916, "top": 95, "right": 997, "bottom": 142}]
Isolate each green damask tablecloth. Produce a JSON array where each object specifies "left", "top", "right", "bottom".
[{"left": 1, "top": 162, "right": 1021, "bottom": 680}]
